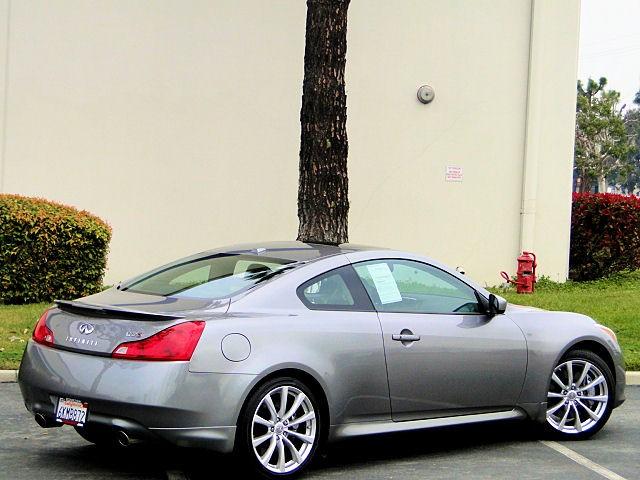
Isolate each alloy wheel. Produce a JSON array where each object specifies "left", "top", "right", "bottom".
[
  {"left": 251, "top": 385, "right": 318, "bottom": 474},
  {"left": 546, "top": 359, "right": 609, "bottom": 434}
]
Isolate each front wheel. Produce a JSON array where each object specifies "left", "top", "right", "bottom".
[
  {"left": 237, "top": 377, "right": 322, "bottom": 478},
  {"left": 544, "top": 349, "right": 614, "bottom": 439}
]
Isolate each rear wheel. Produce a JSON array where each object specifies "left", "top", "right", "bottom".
[
  {"left": 544, "top": 349, "right": 614, "bottom": 439},
  {"left": 237, "top": 377, "right": 322, "bottom": 478}
]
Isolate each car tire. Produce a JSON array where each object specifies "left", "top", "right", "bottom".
[
  {"left": 543, "top": 349, "right": 615, "bottom": 440},
  {"left": 237, "top": 377, "right": 322, "bottom": 478}
]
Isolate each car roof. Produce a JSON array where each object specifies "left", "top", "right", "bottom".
[{"left": 201, "top": 241, "right": 382, "bottom": 263}]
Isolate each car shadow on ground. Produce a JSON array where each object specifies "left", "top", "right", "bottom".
[
  {"left": 38, "top": 420, "right": 539, "bottom": 479},
  {"left": 181, "top": 420, "right": 538, "bottom": 478},
  {"left": 35, "top": 440, "right": 174, "bottom": 479}
]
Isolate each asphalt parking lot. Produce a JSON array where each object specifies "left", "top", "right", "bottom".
[{"left": 0, "top": 383, "right": 638, "bottom": 480}]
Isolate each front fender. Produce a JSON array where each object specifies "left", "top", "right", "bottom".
[{"left": 507, "top": 309, "right": 624, "bottom": 410}]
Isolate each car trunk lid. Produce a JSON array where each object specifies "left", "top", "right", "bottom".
[{"left": 45, "top": 290, "right": 228, "bottom": 356}]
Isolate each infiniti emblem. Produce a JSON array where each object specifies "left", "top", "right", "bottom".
[{"left": 78, "top": 323, "right": 95, "bottom": 335}]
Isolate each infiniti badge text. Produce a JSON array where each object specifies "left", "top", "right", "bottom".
[{"left": 65, "top": 336, "right": 99, "bottom": 347}]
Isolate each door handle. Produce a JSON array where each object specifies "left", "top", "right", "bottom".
[{"left": 392, "top": 333, "right": 421, "bottom": 342}]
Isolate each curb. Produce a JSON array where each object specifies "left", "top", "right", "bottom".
[
  {"left": 627, "top": 371, "right": 640, "bottom": 385},
  {"left": 0, "top": 370, "right": 18, "bottom": 383},
  {"left": 1, "top": 369, "right": 640, "bottom": 385}
]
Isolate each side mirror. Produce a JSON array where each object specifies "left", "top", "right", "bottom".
[{"left": 488, "top": 293, "right": 507, "bottom": 317}]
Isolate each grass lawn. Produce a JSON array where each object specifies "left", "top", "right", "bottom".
[
  {"left": 0, "top": 303, "right": 51, "bottom": 370},
  {"left": 491, "top": 271, "right": 640, "bottom": 371}
]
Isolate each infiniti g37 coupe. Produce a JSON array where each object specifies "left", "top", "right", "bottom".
[{"left": 19, "top": 242, "right": 625, "bottom": 478}]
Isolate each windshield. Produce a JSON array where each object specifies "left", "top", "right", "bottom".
[{"left": 122, "top": 253, "right": 294, "bottom": 299}]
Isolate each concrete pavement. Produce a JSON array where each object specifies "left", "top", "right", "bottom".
[{"left": 0, "top": 383, "right": 638, "bottom": 479}]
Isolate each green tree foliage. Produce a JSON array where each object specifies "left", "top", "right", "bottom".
[
  {"left": 617, "top": 106, "right": 640, "bottom": 193},
  {"left": 574, "top": 78, "right": 635, "bottom": 193}
]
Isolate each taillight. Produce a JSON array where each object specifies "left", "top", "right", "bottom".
[
  {"left": 111, "top": 321, "right": 205, "bottom": 361},
  {"left": 33, "top": 309, "right": 55, "bottom": 347}
]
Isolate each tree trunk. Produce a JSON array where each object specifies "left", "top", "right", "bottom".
[
  {"left": 598, "top": 175, "right": 608, "bottom": 193},
  {"left": 297, "top": 0, "right": 350, "bottom": 245},
  {"left": 577, "top": 175, "right": 589, "bottom": 193}
]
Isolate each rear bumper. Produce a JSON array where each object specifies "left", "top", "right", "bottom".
[{"left": 18, "top": 341, "right": 256, "bottom": 452}]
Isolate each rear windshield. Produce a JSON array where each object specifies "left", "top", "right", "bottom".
[{"left": 122, "top": 254, "right": 294, "bottom": 299}]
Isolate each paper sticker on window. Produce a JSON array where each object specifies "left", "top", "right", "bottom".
[{"left": 367, "top": 263, "right": 402, "bottom": 304}]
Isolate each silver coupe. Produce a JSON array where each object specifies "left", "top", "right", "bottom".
[{"left": 19, "top": 242, "right": 626, "bottom": 478}]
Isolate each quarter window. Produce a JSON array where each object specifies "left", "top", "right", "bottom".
[
  {"left": 353, "top": 259, "right": 482, "bottom": 314},
  {"left": 302, "top": 273, "right": 354, "bottom": 306},
  {"left": 297, "top": 265, "right": 374, "bottom": 311}
]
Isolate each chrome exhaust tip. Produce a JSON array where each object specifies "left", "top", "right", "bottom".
[
  {"left": 34, "top": 413, "right": 47, "bottom": 428},
  {"left": 115, "top": 430, "right": 130, "bottom": 447},
  {"left": 34, "top": 413, "right": 61, "bottom": 428}
]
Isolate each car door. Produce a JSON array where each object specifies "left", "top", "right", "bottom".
[
  {"left": 352, "top": 258, "right": 527, "bottom": 422},
  {"left": 295, "top": 264, "right": 392, "bottom": 423}
]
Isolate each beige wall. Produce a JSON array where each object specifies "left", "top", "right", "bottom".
[
  {"left": 519, "top": 0, "right": 580, "bottom": 281},
  {"left": 0, "top": 0, "right": 580, "bottom": 286}
]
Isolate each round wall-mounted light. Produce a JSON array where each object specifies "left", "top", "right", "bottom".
[{"left": 417, "top": 84, "right": 435, "bottom": 104}]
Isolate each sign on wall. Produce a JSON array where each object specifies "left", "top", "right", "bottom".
[{"left": 445, "top": 165, "right": 464, "bottom": 182}]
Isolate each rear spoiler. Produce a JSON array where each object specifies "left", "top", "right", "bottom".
[{"left": 55, "top": 300, "right": 184, "bottom": 321}]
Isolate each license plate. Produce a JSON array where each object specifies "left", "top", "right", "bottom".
[{"left": 55, "top": 397, "right": 89, "bottom": 426}]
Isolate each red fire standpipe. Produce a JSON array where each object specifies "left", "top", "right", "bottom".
[{"left": 500, "top": 252, "right": 537, "bottom": 294}]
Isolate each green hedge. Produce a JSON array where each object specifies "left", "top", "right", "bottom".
[
  {"left": 0, "top": 194, "right": 111, "bottom": 304},
  {"left": 570, "top": 193, "right": 640, "bottom": 281}
]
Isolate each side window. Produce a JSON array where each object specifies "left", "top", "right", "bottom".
[
  {"left": 353, "top": 259, "right": 482, "bottom": 314},
  {"left": 297, "top": 265, "right": 374, "bottom": 311}
]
